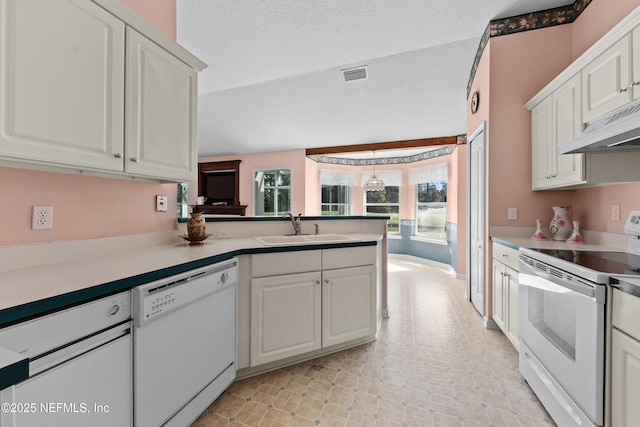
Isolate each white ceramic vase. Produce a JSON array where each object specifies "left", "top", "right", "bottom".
[{"left": 550, "top": 206, "right": 571, "bottom": 241}]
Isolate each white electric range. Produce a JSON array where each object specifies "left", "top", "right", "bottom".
[{"left": 518, "top": 210, "right": 640, "bottom": 427}]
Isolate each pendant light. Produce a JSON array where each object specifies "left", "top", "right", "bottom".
[{"left": 363, "top": 151, "right": 385, "bottom": 191}]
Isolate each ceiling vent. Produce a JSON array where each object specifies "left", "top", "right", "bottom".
[{"left": 342, "top": 66, "right": 368, "bottom": 82}]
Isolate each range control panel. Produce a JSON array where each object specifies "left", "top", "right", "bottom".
[{"left": 625, "top": 210, "right": 640, "bottom": 237}]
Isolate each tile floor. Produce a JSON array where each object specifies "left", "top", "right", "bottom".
[{"left": 192, "top": 256, "right": 555, "bottom": 426}]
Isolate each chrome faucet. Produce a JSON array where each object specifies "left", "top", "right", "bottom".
[{"left": 283, "top": 212, "right": 302, "bottom": 235}]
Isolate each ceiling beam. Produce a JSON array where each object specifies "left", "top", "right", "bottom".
[{"left": 305, "top": 136, "right": 458, "bottom": 156}]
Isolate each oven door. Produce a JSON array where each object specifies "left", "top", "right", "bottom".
[{"left": 519, "top": 258, "right": 605, "bottom": 426}]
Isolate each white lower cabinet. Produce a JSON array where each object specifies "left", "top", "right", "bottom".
[
  {"left": 250, "top": 271, "right": 322, "bottom": 366},
  {"left": 610, "top": 288, "right": 640, "bottom": 427},
  {"left": 248, "top": 246, "right": 377, "bottom": 369},
  {"left": 491, "top": 243, "right": 519, "bottom": 350},
  {"left": 322, "top": 265, "right": 376, "bottom": 348}
]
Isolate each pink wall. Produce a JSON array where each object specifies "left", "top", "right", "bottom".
[
  {"left": 572, "top": 0, "right": 640, "bottom": 58},
  {"left": 487, "top": 24, "right": 575, "bottom": 230},
  {"left": 479, "top": 0, "right": 640, "bottom": 235},
  {"left": 120, "top": 0, "right": 177, "bottom": 40},
  {"left": 201, "top": 151, "right": 457, "bottom": 222},
  {"left": 199, "top": 150, "right": 309, "bottom": 216},
  {"left": 0, "top": 1, "right": 178, "bottom": 247}
]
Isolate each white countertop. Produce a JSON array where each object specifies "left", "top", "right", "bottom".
[{"left": 0, "top": 233, "right": 382, "bottom": 324}]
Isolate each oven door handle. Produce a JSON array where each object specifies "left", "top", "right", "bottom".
[{"left": 520, "top": 260, "right": 602, "bottom": 301}]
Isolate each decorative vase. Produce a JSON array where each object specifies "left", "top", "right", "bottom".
[
  {"left": 566, "top": 220, "right": 585, "bottom": 243},
  {"left": 187, "top": 212, "right": 207, "bottom": 240},
  {"left": 531, "top": 219, "right": 548, "bottom": 240},
  {"left": 550, "top": 206, "right": 571, "bottom": 241}
]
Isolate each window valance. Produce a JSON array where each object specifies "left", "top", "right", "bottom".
[
  {"left": 319, "top": 170, "right": 358, "bottom": 186},
  {"left": 409, "top": 162, "right": 448, "bottom": 185}
]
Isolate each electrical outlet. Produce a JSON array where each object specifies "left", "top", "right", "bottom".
[
  {"left": 217, "top": 229, "right": 231, "bottom": 238},
  {"left": 507, "top": 207, "right": 518, "bottom": 221},
  {"left": 346, "top": 225, "right": 357, "bottom": 233},
  {"left": 32, "top": 206, "right": 53, "bottom": 230},
  {"left": 156, "top": 195, "right": 168, "bottom": 212},
  {"left": 612, "top": 204, "right": 621, "bottom": 221}
]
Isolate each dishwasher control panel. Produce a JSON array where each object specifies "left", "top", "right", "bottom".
[{"left": 133, "top": 259, "right": 237, "bottom": 326}]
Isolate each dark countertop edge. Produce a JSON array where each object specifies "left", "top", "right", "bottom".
[
  {"left": 0, "top": 347, "right": 28, "bottom": 389},
  {"left": 178, "top": 215, "right": 391, "bottom": 223},
  {"left": 491, "top": 237, "right": 520, "bottom": 251},
  {"left": 0, "top": 240, "right": 379, "bottom": 327}
]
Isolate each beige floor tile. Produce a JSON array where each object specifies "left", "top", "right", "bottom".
[{"left": 192, "top": 257, "right": 555, "bottom": 426}]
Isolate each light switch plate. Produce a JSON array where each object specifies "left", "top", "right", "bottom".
[
  {"left": 156, "top": 195, "right": 168, "bottom": 212},
  {"left": 507, "top": 207, "right": 518, "bottom": 221},
  {"left": 611, "top": 204, "right": 621, "bottom": 221}
]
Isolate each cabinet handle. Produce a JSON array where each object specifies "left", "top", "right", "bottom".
[
  {"left": 630, "top": 81, "right": 640, "bottom": 88},
  {"left": 316, "top": 280, "right": 320, "bottom": 285},
  {"left": 114, "top": 153, "right": 122, "bottom": 159},
  {"left": 618, "top": 87, "right": 628, "bottom": 93},
  {"left": 502, "top": 254, "right": 508, "bottom": 257},
  {"left": 130, "top": 157, "right": 139, "bottom": 162},
  {"left": 324, "top": 279, "right": 330, "bottom": 284}
]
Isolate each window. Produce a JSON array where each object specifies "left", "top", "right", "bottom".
[
  {"left": 365, "top": 186, "right": 400, "bottom": 233},
  {"left": 321, "top": 185, "right": 351, "bottom": 215},
  {"left": 416, "top": 180, "right": 447, "bottom": 239},
  {"left": 254, "top": 169, "right": 291, "bottom": 216}
]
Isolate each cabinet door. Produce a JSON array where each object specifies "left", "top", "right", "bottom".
[
  {"left": 0, "top": 0, "right": 124, "bottom": 171},
  {"left": 250, "top": 272, "right": 321, "bottom": 366},
  {"left": 611, "top": 329, "right": 640, "bottom": 427},
  {"left": 505, "top": 266, "right": 519, "bottom": 351},
  {"left": 322, "top": 265, "right": 376, "bottom": 347},
  {"left": 633, "top": 26, "right": 640, "bottom": 100},
  {"left": 125, "top": 28, "right": 197, "bottom": 182},
  {"left": 553, "top": 73, "right": 585, "bottom": 187},
  {"left": 531, "top": 96, "right": 554, "bottom": 190},
  {"left": 492, "top": 260, "right": 506, "bottom": 332},
  {"left": 583, "top": 35, "right": 632, "bottom": 123}
]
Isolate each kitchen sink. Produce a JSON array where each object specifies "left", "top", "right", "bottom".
[{"left": 254, "top": 234, "right": 355, "bottom": 246}]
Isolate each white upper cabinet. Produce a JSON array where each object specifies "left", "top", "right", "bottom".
[
  {"left": 0, "top": 0, "right": 205, "bottom": 182},
  {"left": 582, "top": 35, "right": 631, "bottom": 123},
  {"left": 0, "top": 0, "right": 125, "bottom": 171},
  {"left": 633, "top": 25, "right": 640, "bottom": 100},
  {"left": 531, "top": 74, "right": 585, "bottom": 190},
  {"left": 125, "top": 28, "right": 197, "bottom": 182}
]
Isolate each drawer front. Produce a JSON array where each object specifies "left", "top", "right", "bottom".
[
  {"left": 492, "top": 243, "right": 520, "bottom": 271},
  {"left": 322, "top": 246, "right": 376, "bottom": 270},
  {"left": 251, "top": 250, "right": 321, "bottom": 277},
  {"left": 612, "top": 288, "right": 640, "bottom": 341}
]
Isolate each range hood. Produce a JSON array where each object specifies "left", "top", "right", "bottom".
[{"left": 560, "top": 102, "right": 640, "bottom": 154}]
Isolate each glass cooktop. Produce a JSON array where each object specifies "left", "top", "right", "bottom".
[{"left": 527, "top": 248, "right": 640, "bottom": 277}]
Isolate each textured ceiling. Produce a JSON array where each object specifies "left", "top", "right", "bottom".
[{"left": 176, "top": 0, "right": 574, "bottom": 157}]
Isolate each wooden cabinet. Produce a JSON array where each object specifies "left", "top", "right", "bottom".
[
  {"left": 248, "top": 246, "right": 377, "bottom": 368},
  {"left": 0, "top": 0, "right": 205, "bottom": 182},
  {"left": 582, "top": 35, "right": 632, "bottom": 123},
  {"left": 125, "top": 28, "right": 198, "bottom": 182},
  {"left": 322, "top": 265, "right": 376, "bottom": 348},
  {"left": 491, "top": 243, "right": 519, "bottom": 350},
  {"left": 250, "top": 271, "right": 322, "bottom": 366},
  {"left": 531, "top": 74, "right": 585, "bottom": 190},
  {"left": 611, "top": 288, "right": 640, "bottom": 427},
  {"left": 0, "top": 0, "right": 125, "bottom": 172}
]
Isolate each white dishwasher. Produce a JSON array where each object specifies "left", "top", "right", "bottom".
[
  {"left": 0, "top": 291, "right": 132, "bottom": 427},
  {"left": 132, "top": 258, "right": 237, "bottom": 427}
]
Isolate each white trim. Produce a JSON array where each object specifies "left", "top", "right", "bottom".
[{"left": 409, "top": 236, "right": 448, "bottom": 245}]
